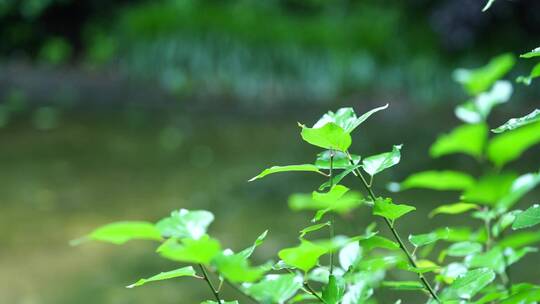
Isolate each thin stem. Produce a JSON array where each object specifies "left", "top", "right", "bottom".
[
  {"left": 346, "top": 154, "right": 441, "bottom": 303},
  {"left": 304, "top": 281, "right": 327, "bottom": 303},
  {"left": 199, "top": 264, "right": 222, "bottom": 303},
  {"left": 329, "top": 149, "right": 335, "bottom": 275}
]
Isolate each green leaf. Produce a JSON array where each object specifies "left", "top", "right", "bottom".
[
  {"left": 156, "top": 209, "right": 214, "bottom": 240},
  {"left": 157, "top": 235, "right": 221, "bottom": 265},
  {"left": 278, "top": 240, "right": 328, "bottom": 272},
  {"left": 409, "top": 228, "right": 449, "bottom": 247},
  {"left": 248, "top": 164, "right": 322, "bottom": 182},
  {"left": 446, "top": 242, "right": 483, "bottom": 257},
  {"left": 512, "top": 204, "right": 540, "bottom": 230},
  {"left": 299, "top": 222, "right": 331, "bottom": 238},
  {"left": 443, "top": 268, "right": 495, "bottom": 300},
  {"left": 497, "top": 171, "right": 540, "bottom": 210},
  {"left": 373, "top": 197, "right": 416, "bottom": 223},
  {"left": 315, "top": 150, "right": 360, "bottom": 169},
  {"left": 201, "top": 301, "right": 239, "bottom": 304},
  {"left": 289, "top": 185, "right": 364, "bottom": 214},
  {"left": 382, "top": 281, "right": 425, "bottom": 291},
  {"left": 243, "top": 274, "right": 303, "bottom": 304},
  {"left": 455, "top": 81, "right": 513, "bottom": 124},
  {"left": 520, "top": 47, "right": 540, "bottom": 59},
  {"left": 299, "top": 122, "right": 351, "bottom": 152},
  {"left": 322, "top": 275, "right": 346, "bottom": 304},
  {"left": 430, "top": 123, "right": 487, "bottom": 159},
  {"left": 453, "top": 53, "right": 515, "bottom": 95},
  {"left": 313, "top": 105, "right": 388, "bottom": 133},
  {"left": 72, "top": 221, "right": 162, "bottom": 245},
  {"left": 492, "top": 109, "right": 540, "bottom": 133},
  {"left": 429, "top": 202, "right": 479, "bottom": 218},
  {"left": 358, "top": 235, "right": 399, "bottom": 252},
  {"left": 499, "top": 231, "right": 540, "bottom": 249},
  {"left": 213, "top": 252, "right": 270, "bottom": 283},
  {"left": 462, "top": 173, "right": 517, "bottom": 205},
  {"left": 238, "top": 230, "right": 268, "bottom": 259},
  {"left": 397, "top": 170, "right": 475, "bottom": 191},
  {"left": 319, "top": 164, "right": 362, "bottom": 191},
  {"left": 516, "top": 63, "right": 540, "bottom": 85},
  {"left": 126, "top": 266, "right": 197, "bottom": 288},
  {"left": 362, "top": 145, "right": 402, "bottom": 176},
  {"left": 487, "top": 120, "right": 540, "bottom": 167},
  {"left": 339, "top": 242, "right": 361, "bottom": 270},
  {"left": 501, "top": 287, "right": 540, "bottom": 304},
  {"left": 482, "top": 0, "right": 496, "bottom": 11}
]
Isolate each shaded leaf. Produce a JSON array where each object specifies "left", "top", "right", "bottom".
[
  {"left": 72, "top": 221, "right": 162, "bottom": 245},
  {"left": 300, "top": 122, "right": 351, "bottom": 152},
  {"left": 492, "top": 109, "right": 540, "bottom": 133},
  {"left": 157, "top": 235, "right": 221, "bottom": 265},
  {"left": 497, "top": 171, "right": 540, "bottom": 211},
  {"left": 156, "top": 209, "right": 214, "bottom": 240},
  {"left": 488, "top": 120, "right": 540, "bottom": 167},
  {"left": 126, "top": 266, "right": 197, "bottom": 288},
  {"left": 462, "top": 173, "right": 517, "bottom": 205},
  {"left": 373, "top": 197, "right": 415, "bottom": 223},
  {"left": 429, "top": 202, "right": 479, "bottom": 218},
  {"left": 397, "top": 170, "right": 475, "bottom": 191},
  {"left": 430, "top": 123, "right": 487, "bottom": 158},
  {"left": 322, "top": 275, "right": 346, "bottom": 304},
  {"left": 512, "top": 204, "right": 540, "bottom": 230},
  {"left": 516, "top": 63, "right": 540, "bottom": 85},
  {"left": 319, "top": 164, "right": 362, "bottom": 191},
  {"left": 362, "top": 145, "right": 402, "bottom": 176},
  {"left": 499, "top": 231, "right": 540, "bottom": 249},
  {"left": 315, "top": 150, "right": 360, "bottom": 169},
  {"left": 249, "top": 164, "right": 322, "bottom": 182},
  {"left": 243, "top": 274, "right": 303, "bottom": 304}
]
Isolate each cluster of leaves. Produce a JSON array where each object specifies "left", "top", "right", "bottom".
[{"left": 390, "top": 52, "right": 540, "bottom": 303}]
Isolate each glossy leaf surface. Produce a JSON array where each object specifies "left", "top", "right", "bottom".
[
  {"left": 300, "top": 123, "right": 351, "bottom": 152},
  {"left": 278, "top": 240, "right": 328, "bottom": 272},
  {"left": 157, "top": 235, "right": 221, "bottom": 265},
  {"left": 373, "top": 198, "right": 416, "bottom": 222},
  {"left": 512, "top": 204, "right": 540, "bottom": 230},
  {"left": 126, "top": 266, "right": 197, "bottom": 288},
  {"left": 492, "top": 109, "right": 540, "bottom": 133},
  {"left": 362, "top": 145, "right": 402, "bottom": 176},
  {"left": 249, "top": 164, "right": 322, "bottom": 182},
  {"left": 156, "top": 209, "right": 214, "bottom": 240}
]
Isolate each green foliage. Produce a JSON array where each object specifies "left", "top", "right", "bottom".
[
  {"left": 520, "top": 47, "right": 540, "bottom": 59},
  {"left": 442, "top": 268, "right": 496, "bottom": 300},
  {"left": 362, "top": 145, "right": 402, "bottom": 176},
  {"left": 249, "top": 164, "right": 323, "bottom": 181},
  {"left": 278, "top": 240, "right": 328, "bottom": 272},
  {"left": 492, "top": 109, "right": 540, "bottom": 133},
  {"left": 487, "top": 121, "right": 540, "bottom": 167},
  {"left": 512, "top": 204, "right": 540, "bottom": 229},
  {"left": 397, "top": 170, "right": 475, "bottom": 191},
  {"left": 127, "top": 266, "right": 197, "bottom": 288},
  {"left": 430, "top": 123, "right": 487, "bottom": 159},
  {"left": 72, "top": 221, "right": 162, "bottom": 245},
  {"left": 373, "top": 197, "right": 416, "bottom": 223},
  {"left": 156, "top": 209, "right": 214, "bottom": 239},
  {"left": 453, "top": 53, "right": 515, "bottom": 95},
  {"left": 244, "top": 274, "right": 303, "bottom": 303}
]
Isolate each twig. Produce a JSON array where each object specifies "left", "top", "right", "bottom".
[
  {"left": 198, "top": 264, "right": 222, "bottom": 303},
  {"left": 346, "top": 153, "right": 441, "bottom": 303},
  {"left": 304, "top": 281, "right": 327, "bottom": 303}
]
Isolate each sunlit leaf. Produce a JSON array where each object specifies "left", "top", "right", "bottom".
[
  {"left": 492, "top": 109, "right": 540, "bottom": 133},
  {"left": 359, "top": 235, "right": 399, "bottom": 252},
  {"left": 156, "top": 209, "right": 214, "bottom": 240},
  {"left": 299, "top": 222, "right": 331, "bottom": 238},
  {"left": 339, "top": 242, "right": 361, "bottom": 270},
  {"left": 238, "top": 230, "right": 268, "bottom": 259},
  {"left": 300, "top": 122, "right": 351, "bottom": 152},
  {"left": 382, "top": 281, "right": 424, "bottom": 291},
  {"left": 243, "top": 274, "right": 303, "bottom": 304},
  {"left": 315, "top": 150, "right": 360, "bottom": 169},
  {"left": 322, "top": 275, "right": 346, "bottom": 304},
  {"left": 430, "top": 123, "right": 487, "bottom": 158},
  {"left": 501, "top": 287, "right": 540, "bottom": 304},
  {"left": 446, "top": 242, "right": 483, "bottom": 257},
  {"left": 453, "top": 53, "right": 515, "bottom": 95},
  {"left": 499, "top": 231, "right": 540, "bottom": 249},
  {"left": 497, "top": 171, "right": 540, "bottom": 211},
  {"left": 520, "top": 47, "right": 540, "bottom": 59},
  {"left": 373, "top": 197, "right": 415, "bottom": 223},
  {"left": 319, "top": 164, "right": 362, "bottom": 191},
  {"left": 516, "top": 63, "right": 540, "bottom": 85},
  {"left": 482, "top": 0, "right": 496, "bottom": 11},
  {"left": 278, "top": 240, "right": 328, "bottom": 272},
  {"left": 313, "top": 105, "right": 388, "bottom": 133},
  {"left": 213, "top": 252, "right": 270, "bottom": 283},
  {"left": 513, "top": 204, "right": 540, "bottom": 230},
  {"left": 462, "top": 173, "right": 517, "bottom": 205},
  {"left": 362, "top": 145, "right": 402, "bottom": 176},
  {"left": 409, "top": 228, "right": 449, "bottom": 247},
  {"left": 157, "top": 235, "right": 221, "bottom": 265},
  {"left": 397, "top": 170, "right": 475, "bottom": 191},
  {"left": 201, "top": 301, "right": 238, "bottom": 304},
  {"left": 72, "top": 221, "right": 162, "bottom": 245},
  {"left": 126, "top": 266, "right": 197, "bottom": 288},
  {"left": 442, "top": 268, "right": 495, "bottom": 300},
  {"left": 429, "top": 202, "right": 479, "bottom": 218},
  {"left": 487, "top": 120, "right": 540, "bottom": 167},
  {"left": 439, "top": 263, "right": 467, "bottom": 284},
  {"left": 455, "top": 81, "right": 513, "bottom": 124},
  {"left": 248, "top": 164, "right": 322, "bottom": 182},
  {"left": 289, "top": 185, "right": 365, "bottom": 215}
]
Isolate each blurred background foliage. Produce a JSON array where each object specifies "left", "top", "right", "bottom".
[{"left": 0, "top": 0, "right": 539, "bottom": 303}]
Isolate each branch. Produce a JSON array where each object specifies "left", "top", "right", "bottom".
[{"left": 198, "top": 264, "right": 222, "bottom": 303}]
